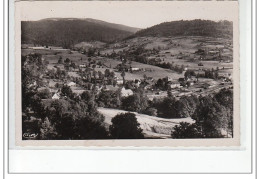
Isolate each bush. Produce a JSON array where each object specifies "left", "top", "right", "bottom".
[
  {"left": 171, "top": 122, "right": 202, "bottom": 139},
  {"left": 37, "top": 88, "right": 52, "bottom": 99},
  {"left": 143, "top": 107, "right": 157, "bottom": 116},
  {"left": 109, "top": 113, "right": 144, "bottom": 139}
]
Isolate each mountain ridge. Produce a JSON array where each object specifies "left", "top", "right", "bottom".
[
  {"left": 128, "top": 19, "right": 233, "bottom": 39},
  {"left": 21, "top": 18, "right": 140, "bottom": 48}
]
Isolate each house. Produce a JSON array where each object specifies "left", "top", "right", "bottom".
[
  {"left": 29, "top": 46, "right": 45, "bottom": 50},
  {"left": 134, "top": 79, "right": 142, "bottom": 87},
  {"left": 209, "top": 50, "right": 220, "bottom": 55},
  {"left": 131, "top": 67, "right": 140, "bottom": 72},
  {"left": 121, "top": 87, "right": 133, "bottom": 97},
  {"left": 170, "top": 83, "right": 181, "bottom": 89},
  {"left": 147, "top": 77, "right": 154, "bottom": 82},
  {"left": 117, "top": 79, "right": 124, "bottom": 85},
  {"left": 218, "top": 73, "right": 232, "bottom": 81},
  {"left": 144, "top": 85, "right": 153, "bottom": 90},
  {"left": 52, "top": 93, "right": 60, "bottom": 99},
  {"left": 178, "top": 78, "right": 185, "bottom": 82},
  {"left": 195, "top": 49, "right": 206, "bottom": 55},
  {"left": 79, "top": 64, "right": 86, "bottom": 68},
  {"left": 164, "top": 76, "right": 172, "bottom": 82},
  {"left": 169, "top": 80, "right": 181, "bottom": 89},
  {"left": 103, "top": 85, "right": 118, "bottom": 92},
  {"left": 66, "top": 82, "right": 76, "bottom": 87}
]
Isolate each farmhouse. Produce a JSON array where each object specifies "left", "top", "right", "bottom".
[
  {"left": 134, "top": 79, "right": 142, "bottom": 87},
  {"left": 131, "top": 67, "right": 140, "bottom": 72},
  {"left": 218, "top": 73, "right": 232, "bottom": 81},
  {"left": 208, "top": 50, "right": 220, "bottom": 55},
  {"left": 117, "top": 79, "right": 124, "bottom": 85},
  {"left": 103, "top": 85, "right": 118, "bottom": 92},
  {"left": 169, "top": 81, "right": 181, "bottom": 89},
  {"left": 79, "top": 64, "right": 86, "bottom": 68},
  {"left": 164, "top": 76, "right": 172, "bottom": 82},
  {"left": 146, "top": 77, "right": 154, "bottom": 81},
  {"left": 29, "top": 46, "right": 45, "bottom": 50},
  {"left": 121, "top": 87, "right": 133, "bottom": 97},
  {"left": 66, "top": 81, "right": 76, "bottom": 87}
]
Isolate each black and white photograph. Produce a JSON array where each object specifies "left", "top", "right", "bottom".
[{"left": 16, "top": 1, "right": 239, "bottom": 145}]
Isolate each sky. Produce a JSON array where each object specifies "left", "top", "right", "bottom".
[{"left": 17, "top": 1, "right": 238, "bottom": 29}]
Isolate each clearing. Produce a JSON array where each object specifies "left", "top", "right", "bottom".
[{"left": 98, "top": 107, "right": 195, "bottom": 139}]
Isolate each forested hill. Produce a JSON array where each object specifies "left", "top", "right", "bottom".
[
  {"left": 129, "top": 20, "right": 233, "bottom": 39},
  {"left": 21, "top": 18, "right": 140, "bottom": 48}
]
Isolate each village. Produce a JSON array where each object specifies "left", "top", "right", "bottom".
[{"left": 22, "top": 36, "right": 233, "bottom": 102}]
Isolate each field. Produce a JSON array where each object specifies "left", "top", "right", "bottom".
[
  {"left": 22, "top": 34, "right": 233, "bottom": 81},
  {"left": 102, "top": 58, "right": 184, "bottom": 80},
  {"left": 98, "top": 107, "right": 195, "bottom": 139},
  {"left": 22, "top": 47, "right": 185, "bottom": 81},
  {"left": 22, "top": 35, "right": 233, "bottom": 101},
  {"left": 101, "top": 36, "right": 233, "bottom": 75}
]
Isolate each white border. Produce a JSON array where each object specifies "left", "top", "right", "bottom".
[{"left": 4, "top": 0, "right": 255, "bottom": 176}]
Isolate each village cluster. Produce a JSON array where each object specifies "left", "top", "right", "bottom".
[{"left": 24, "top": 39, "right": 233, "bottom": 102}]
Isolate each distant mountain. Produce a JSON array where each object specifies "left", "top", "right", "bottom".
[
  {"left": 21, "top": 18, "right": 140, "bottom": 48},
  {"left": 128, "top": 19, "right": 233, "bottom": 39}
]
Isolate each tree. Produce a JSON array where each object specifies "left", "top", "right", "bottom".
[
  {"left": 65, "top": 58, "right": 71, "bottom": 65},
  {"left": 214, "top": 89, "right": 233, "bottom": 137},
  {"left": 37, "top": 88, "right": 52, "bottom": 99},
  {"left": 171, "top": 122, "right": 202, "bottom": 139},
  {"left": 81, "top": 91, "right": 93, "bottom": 102},
  {"left": 40, "top": 117, "right": 58, "bottom": 139},
  {"left": 61, "top": 85, "right": 74, "bottom": 99},
  {"left": 167, "top": 89, "right": 173, "bottom": 98},
  {"left": 121, "top": 70, "right": 125, "bottom": 85},
  {"left": 97, "top": 90, "right": 119, "bottom": 108},
  {"left": 44, "top": 98, "right": 108, "bottom": 140},
  {"left": 58, "top": 59, "right": 63, "bottom": 64},
  {"left": 22, "top": 54, "right": 47, "bottom": 111},
  {"left": 176, "top": 95, "right": 199, "bottom": 117},
  {"left": 121, "top": 90, "right": 148, "bottom": 113},
  {"left": 88, "top": 47, "right": 96, "bottom": 57},
  {"left": 143, "top": 107, "right": 157, "bottom": 116},
  {"left": 55, "top": 113, "right": 76, "bottom": 139},
  {"left": 143, "top": 74, "right": 147, "bottom": 81},
  {"left": 76, "top": 116, "right": 109, "bottom": 139},
  {"left": 70, "top": 62, "right": 76, "bottom": 69},
  {"left": 192, "top": 96, "right": 229, "bottom": 138},
  {"left": 153, "top": 97, "right": 179, "bottom": 118},
  {"left": 109, "top": 113, "right": 144, "bottom": 139},
  {"left": 104, "top": 69, "right": 110, "bottom": 77}
]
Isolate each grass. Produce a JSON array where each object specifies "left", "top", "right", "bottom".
[{"left": 98, "top": 107, "right": 195, "bottom": 139}]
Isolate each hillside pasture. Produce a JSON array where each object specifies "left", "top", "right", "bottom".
[{"left": 103, "top": 58, "right": 183, "bottom": 80}]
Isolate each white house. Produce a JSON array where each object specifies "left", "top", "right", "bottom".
[
  {"left": 121, "top": 87, "right": 133, "bottom": 97},
  {"left": 52, "top": 93, "right": 60, "bottom": 99},
  {"left": 29, "top": 47, "right": 45, "bottom": 50},
  {"left": 117, "top": 79, "right": 124, "bottom": 85},
  {"left": 79, "top": 64, "right": 86, "bottom": 68},
  {"left": 131, "top": 67, "right": 140, "bottom": 71},
  {"left": 67, "top": 82, "right": 76, "bottom": 87},
  {"left": 170, "top": 83, "right": 181, "bottom": 89}
]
